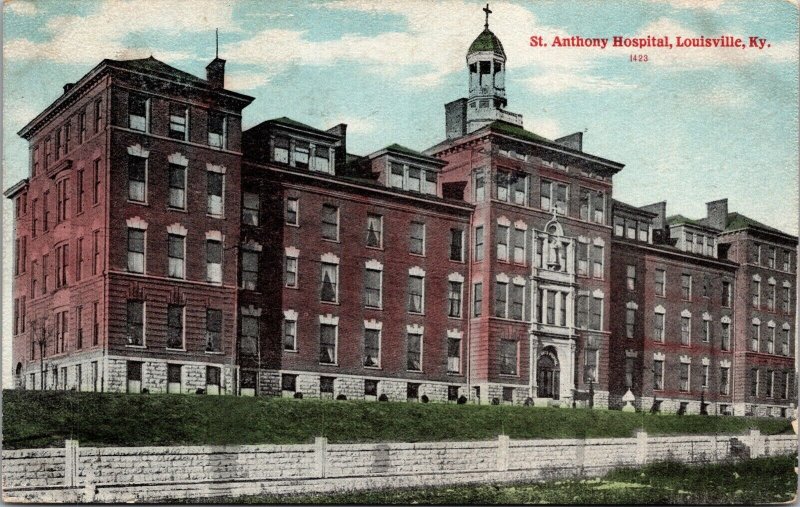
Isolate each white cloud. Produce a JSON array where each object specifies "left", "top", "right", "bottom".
[
  {"left": 521, "top": 72, "right": 637, "bottom": 94},
  {"left": 521, "top": 116, "right": 562, "bottom": 139},
  {"left": 224, "top": 71, "right": 272, "bottom": 91},
  {"left": 645, "top": 0, "right": 730, "bottom": 10},
  {"left": 4, "top": 0, "right": 238, "bottom": 64},
  {"left": 5, "top": 1, "right": 38, "bottom": 16}
]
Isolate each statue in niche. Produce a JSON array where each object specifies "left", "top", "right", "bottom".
[{"left": 547, "top": 236, "right": 561, "bottom": 270}]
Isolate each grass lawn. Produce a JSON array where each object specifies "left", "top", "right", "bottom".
[
  {"left": 2, "top": 390, "right": 792, "bottom": 449},
  {"left": 187, "top": 456, "right": 799, "bottom": 504}
]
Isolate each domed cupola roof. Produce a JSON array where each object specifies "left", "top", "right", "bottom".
[{"left": 467, "top": 28, "right": 505, "bottom": 58}]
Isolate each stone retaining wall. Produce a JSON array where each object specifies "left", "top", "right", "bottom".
[{"left": 2, "top": 431, "right": 796, "bottom": 503}]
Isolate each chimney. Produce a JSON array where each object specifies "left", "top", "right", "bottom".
[
  {"left": 326, "top": 123, "right": 347, "bottom": 167},
  {"left": 706, "top": 199, "right": 728, "bottom": 231},
  {"left": 554, "top": 132, "right": 583, "bottom": 152},
  {"left": 445, "top": 98, "right": 468, "bottom": 139},
  {"left": 206, "top": 58, "right": 226, "bottom": 89},
  {"left": 63, "top": 83, "right": 75, "bottom": 94}
]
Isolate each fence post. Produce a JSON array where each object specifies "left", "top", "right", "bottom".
[
  {"left": 64, "top": 439, "right": 79, "bottom": 487},
  {"left": 635, "top": 430, "right": 648, "bottom": 466},
  {"left": 496, "top": 435, "right": 509, "bottom": 472},
  {"left": 748, "top": 429, "right": 764, "bottom": 459},
  {"left": 315, "top": 437, "right": 327, "bottom": 478}
]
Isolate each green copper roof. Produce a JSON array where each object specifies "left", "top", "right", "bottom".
[
  {"left": 487, "top": 121, "right": 550, "bottom": 143},
  {"left": 724, "top": 212, "right": 785, "bottom": 235},
  {"left": 468, "top": 28, "right": 505, "bottom": 57},
  {"left": 385, "top": 143, "right": 427, "bottom": 158},
  {"left": 666, "top": 214, "right": 706, "bottom": 227}
]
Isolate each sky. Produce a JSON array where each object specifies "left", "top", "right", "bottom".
[{"left": 1, "top": 0, "right": 798, "bottom": 386}]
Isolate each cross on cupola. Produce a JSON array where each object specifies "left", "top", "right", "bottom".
[{"left": 483, "top": 3, "right": 492, "bottom": 29}]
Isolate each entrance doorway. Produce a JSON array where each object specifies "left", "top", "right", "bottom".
[{"left": 537, "top": 350, "right": 560, "bottom": 399}]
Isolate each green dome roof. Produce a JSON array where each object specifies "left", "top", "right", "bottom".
[{"left": 468, "top": 28, "right": 505, "bottom": 57}]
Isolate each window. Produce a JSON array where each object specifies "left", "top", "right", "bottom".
[
  {"left": 720, "top": 367, "right": 730, "bottom": 395},
  {"left": 447, "top": 338, "right": 461, "bottom": 373},
  {"left": 751, "top": 322, "right": 760, "bottom": 351},
  {"left": 77, "top": 169, "right": 84, "bottom": 214},
  {"left": 166, "top": 305, "right": 184, "bottom": 349},
  {"left": 282, "top": 316, "right": 296, "bottom": 352},
  {"left": 321, "top": 204, "right": 339, "bottom": 241},
  {"left": 79, "top": 111, "right": 86, "bottom": 143},
  {"left": 286, "top": 197, "right": 299, "bottom": 225},
  {"left": 285, "top": 254, "right": 298, "bottom": 288},
  {"left": 168, "top": 164, "right": 186, "bottom": 209},
  {"left": 407, "top": 167, "right": 421, "bottom": 192},
  {"left": 473, "top": 282, "right": 483, "bottom": 317},
  {"left": 500, "top": 340, "right": 517, "bottom": 375},
  {"left": 721, "top": 321, "right": 731, "bottom": 351},
  {"left": 55, "top": 128, "right": 61, "bottom": 159},
  {"left": 496, "top": 224, "right": 509, "bottom": 261},
  {"left": 364, "top": 379, "right": 378, "bottom": 397},
  {"left": 205, "top": 309, "right": 222, "bottom": 352},
  {"left": 237, "top": 192, "right": 260, "bottom": 227},
  {"left": 513, "top": 173, "right": 528, "bottom": 205},
  {"left": 42, "top": 254, "right": 49, "bottom": 294},
  {"left": 655, "top": 269, "right": 666, "bottom": 297},
  {"left": 408, "top": 274, "right": 425, "bottom": 313},
  {"left": 722, "top": 281, "right": 731, "bottom": 307},
  {"left": 752, "top": 243, "right": 762, "bottom": 264},
  {"left": 626, "top": 308, "right": 635, "bottom": 338},
  {"left": 510, "top": 282, "right": 524, "bottom": 321},
  {"left": 45, "top": 136, "right": 52, "bottom": 168},
  {"left": 365, "top": 267, "right": 382, "bottom": 308},
  {"left": 783, "top": 250, "right": 791, "bottom": 271},
  {"left": 93, "top": 159, "right": 101, "bottom": 205},
  {"left": 321, "top": 262, "right": 338, "bottom": 303},
  {"left": 450, "top": 229, "right": 464, "bottom": 261},
  {"left": 169, "top": 103, "right": 188, "bottom": 140},
  {"left": 782, "top": 328, "right": 790, "bottom": 356},
  {"left": 750, "top": 368, "right": 759, "bottom": 397},
  {"left": 313, "top": 145, "right": 331, "bottom": 173},
  {"left": 127, "top": 228, "right": 145, "bottom": 274},
  {"left": 92, "top": 230, "right": 100, "bottom": 275},
  {"left": 575, "top": 241, "right": 588, "bottom": 276},
  {"left": 128, "top": 155, "right": 146, "bottom": 202},
  {"left": 447, "top": 281, "right": 463, "bottom": 318},
  {"left": 409, "top": 221, "right": 425, "bottom": 254},
  {"left": 626, "top": 265, "right": 636, "bottom": 291},
  {"left": 127, "top": 361, "right": 142, "bottom": 392},
  {"left": 592, "top": 245, "right": 604, "bottom": 278},
  {"left": 364, "top": 329, "right": 381, "bottom": 367},
  {"left": 474, "top": 170, "right": 485, "bottom": 201},
  {"left": 206, "top": 239, "right": 222, "bottom": 284},
  {"left": 768, "top": 246, "right": 776, "bottom": 269},
  {"left": 679, "top": 362, "right": 690, "bottom": 392},
  {"left": 579, "top": 188, "right": 605, "bottom": 223},
  {"left": 703, "top": 319, "right": 711, "bottom": 342},
  {"left": 474, "top": 226, "right": 484, "bottom": 261},
  {"left": 653, "top": 359, "right": 664, "bottom": 390},
  {"left": 208, "top": 112, "right": 227, "bottom": 149},
  {"left": 273, "top": 137, "right": 289, "bottom": 163},
  {"left": 540, "top": 179, "right": 568, "bottom": 214},
  {"left": 31, "top": 260, "right": 38, "bottom": 296},
  {"left": 168, "top": 234, "right": 185, "bottom": 279},
  {"left": 681, "top": 316, "right": 691, "bottom": 346},
  {"left": 64, "top": 122, "right": 71, "bottom": 154},
  {"left": 405, "top": 333, "right": 422, "bottom": 371},
  {"left": 496, "top": 170, "right": 510, "bottom": 201},
  {"left": 584, "top": 345, "right": 599, "bottom": 383},
  {"left": 494, "top": 280, "right": 508, "bottom": 318},
  {"left": 92, "top": 302, "right": 99, "bottom": 346},
  {"left": 94, "top": 98, "right": 103, "bottom": 132},
  {"left": 241, "top": 249, "right": 259, "bottom": 290},
  {"left": 43, "top": 191, "right": 50, "bottom": 231},
  {"left": 126, "top": 300, "right": 144, "bottom": 346},
  {"left": 654, "top": 312, "right": 665, "bottom": 342},
  {"left": 625, "top": 357, "right": 635, "bottom": 388},
  {"left": 590, "top": 295, "right": 603, "bottom": 331},
  {"left": 167, "top": 364, "right": 182, "bottom": 391},
  {"left": 783, "top": 372, "right": 790, "bottom": 399},
  {"left": 207, "top": 171, "right": 224, "bottom": 216},
  {"left": 55, "top": 243, "right": 68, "bottom": 288},
  {"left": 767, "top": 283, "right": 776, "bottom": 311},
  {"left": 361, "top": 214, "right": 383, "bottom": 249},
  {"left": 681, "top": 274, "right": 692, "bottom": 300},
  {"left": 56, "top": 178, "right": 69, "bottom": 223},
  {"left": 319, "top": 323, "right": 337, "bottom": 364},
  {"left": 512, "top": 227, "right": 525, "bottom": 264},
  {"left": 320, "top": 376, "right": 335, "bottom": 395},
  {"left": 782, "top": 286, "right": 791, "bottom": 313},
  {"left": 293, "top": 141, "right": 310, "bottom": 169},
  {"left": 766, "top": 326, "right": 775, "bottom": 354},
  {"left": 390, "top": 163, "right": 404, "bottom": 188},
  {"left": 31, "top": 199, "right": 38, "bottom": 237},
  {"left": 206, "top": 367, "right": 221, "bottom": 390},
  {"left": 128, "top": 94, "right": 149, "bottom": 131},
  {"left": 424, "top": 169, "right": 437, "bottom": 194}
]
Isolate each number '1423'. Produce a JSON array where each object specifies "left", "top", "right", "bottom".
[{"left": 630, "top": 54, "right": 648, "bottom": 62}]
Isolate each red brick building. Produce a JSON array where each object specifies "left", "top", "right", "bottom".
[
  {"left": 8, "top": 55, "right": 253, "bottom": 394},
  {"left": 6, "top": 13, "right": 796, "bottom": 415}
]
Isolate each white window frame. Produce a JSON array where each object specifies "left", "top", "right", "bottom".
[
  {"left": 286, "top": 197, "right": 299, "bottom": 226},
  {"left": 363, "top": 320, "right": 382, "bottom": 369},
  {"left": 410, "top": 221, "right": 426, "bottom": 256},
  {"left": 283, "top": 309, "right": 298, "bottom": 352},
  {"left": 407, "top": 266, "right": 426, "bottom": 314},
  {"left": 364, "top": 259, "right": 383, "bottom": 309},
  {"left": 284, "top": 246, "right": 299, "bottom": 288},
  {"left": 320, "top": 253, "right": 340, "bottom": 304},
  {"left": 206, "top": 164, "right": 226, "bottom": 218}
]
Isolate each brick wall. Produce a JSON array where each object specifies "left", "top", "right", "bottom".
[{"left": 3, "top": 431, "right": 795, "bottom": 503}]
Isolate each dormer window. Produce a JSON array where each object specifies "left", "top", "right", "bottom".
[
  {"left": 408, "top": 167, "right": 421, "bottom": 192},
  {"left": 273, "top": 137, "right": 289, "bottom": 163},
  {"left": 313, "top": 146, "right": 331, "bottom": 173},
  {"left": 388, "top": 161, "right": 437, "bottom": 195},
  {"left": 391, "top": 163, "right": 404, "bottom": 188},
  {"left": 129, "top": 94, "right": 149, "bottom": 132},
  {"left": 293, "top": 141, "right": 310, "bottom": 169}
]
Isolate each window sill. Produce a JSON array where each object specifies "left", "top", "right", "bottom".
[
  {"left": 127, "top": 200, "right": 149, "bottom": 206},
  {"left": 126, "top": 344, "right": 146, "bottom": 349},
  {"left": 319, "top": 362, "right": 338, "bottom": 367},
  {"left": 449, "top": 259, "right": 466, "bottom": 264},
  {"left": 498, "top": 374, "right": 519, "bottom": 378},
  {"left": 447, "top": 315, "right": 463, "bottom": 320},
  {"left": 407, "top": 369, "right": 423, "bottom": 374},
  {"left": 284, "top": 349, "right": 299, "bottom": 354},
  {"left": 366, "top": 245, "right": 384, "bottom": 251},
  {"left": 285, "top": 285, "right": 299, "bottom": 290},
  {"left": 206, "top": 214, "right": 225, "bottom": 220},
  {"left": 321, "top": 238, "right": 340, "bottom": 244},
  {"left": 409, "top": 252, "right": 426, "bottom": 258},
  {"left": 365, "top": 306, "right": 383, "bottom": 311},
  {"left": 408, "top": 312, "right": 425, "bottom": 316},
  {"left": 364, "top": 366, "right": 382, "bottom": 370},
  {"left": 204, "top": 351, "right": 224, "bottom": 355},
  {"left": 167, "top": 207, "right": 188, "bottom": 213},
  {"left": 165, "top": 348, "right": 186, "bottom": 352},
  {"left": 285, "top": 222, "right": 300, "bottom": 228},
  {"left": 321, "top": 300, "right": 340, "bottom": 306},
  {"left": 446, "top": 372, "right": 464, "bottom": 376}
]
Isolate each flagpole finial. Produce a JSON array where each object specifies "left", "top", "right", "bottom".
[{"left": 215, "top": 28, "right": 219, "bottom": 59}]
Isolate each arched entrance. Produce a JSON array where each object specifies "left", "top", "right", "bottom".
[
  {"left": 15, "top": 362, "right": 23, "bottom": 389},
  {"left": 537, "top": 349, "right": 560, "bottom": 399}
]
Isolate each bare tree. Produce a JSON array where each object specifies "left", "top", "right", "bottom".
[{"left": 29, "top": 316, "right": 55, "bottom": 390}]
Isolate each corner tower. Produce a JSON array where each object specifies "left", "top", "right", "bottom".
[{"left": 446, "top": 4, "right": 523, "bottom": 139}]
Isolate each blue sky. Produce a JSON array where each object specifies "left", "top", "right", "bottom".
[{"left": 1, "top": 0, "right": 798, "bottom": 382}]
